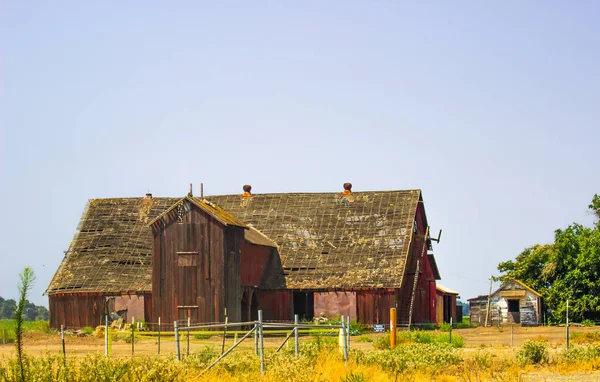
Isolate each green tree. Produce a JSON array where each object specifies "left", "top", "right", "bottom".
[
  {"left": 498, "top": 195, "right": 600, "bottom": 323},
  {"left": 0, "top": 299, "right": 17, "bottom": 319},
  {"left": 24, "top": 300, "right": 38, "bottom": 321},
  {"left": 36, "top": 306, "right": 49, "bottom": 321}
]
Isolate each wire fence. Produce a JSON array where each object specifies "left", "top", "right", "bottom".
[{"left": 51, "top": 311, "right": 351, "bottom": 375}]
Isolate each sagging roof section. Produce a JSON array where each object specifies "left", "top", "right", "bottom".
[
  {"left": 207, "top": 190, "right": 421, "bottom": 289},
  {"left": 46, "top": 197, "right": 179, "bottom": 295}
]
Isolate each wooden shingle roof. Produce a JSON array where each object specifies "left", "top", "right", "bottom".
[
  {"left": 47, "top": 189, "right": 423, "bottom": 294},
  {"left": 208, "top": 190, "right": 421, "bottom": 289},
  {"left": 46, "top": 197, "right": 179, "bottom": 294}
]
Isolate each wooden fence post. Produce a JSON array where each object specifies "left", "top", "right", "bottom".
[
  {"left": 105, "top": 315, "right": 109, "bottom": 357},
  {"left": 390, "top": 308, "right": 397, "bottom": 348}
]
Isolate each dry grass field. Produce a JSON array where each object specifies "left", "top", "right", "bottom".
[{"left": 2, "top": 325, "right": 600, "bottom": 381}]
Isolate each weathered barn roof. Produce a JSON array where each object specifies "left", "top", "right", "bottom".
[
  {"left": 47, "top": 189, "right": 424, "bottom": 294},
  {"left": 492, "top": 279, "right": 542, "bottom": 297},
  {"left": 207, "top": 190, "right": 422, "bottom": 289},
  {"left": 436, "top": 284, "right": 459, "bottom": 295},
  {"left": 46, "top": 197, "right": 179, "bottom": 295},
  {"left": 148, "top": 196, "right": 247, "bottom": 228}
]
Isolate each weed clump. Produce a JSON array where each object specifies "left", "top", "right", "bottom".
[
  {"left": 357, "top": 343, "right": 461, "bottom": 375},
  {"left": 516, "top": 340, "right": 549, "bottom": 365}
]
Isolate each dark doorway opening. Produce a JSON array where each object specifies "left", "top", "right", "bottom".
[
  {"left": 443, "top": 295, "right": 453, "bottom": 323},
  {"left": 241, "top": 288, "right": 260, "bottom": 329},
  {"left": 293, "top": 292, "right": 314, "bottom": 320},
  {"left": 507, "top": 299, "right": 520, "bottom": 324}
]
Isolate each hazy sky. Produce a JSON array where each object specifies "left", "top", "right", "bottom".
[{"left": 1, "top": 2, "right": 598, "bottom": 306}]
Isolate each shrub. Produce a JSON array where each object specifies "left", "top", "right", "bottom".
[
  {"left": 81, "top": 327, "right": 94, "bottom": 335},
  {"left": 439, "top": 323, "right": 451, "bottom": 332},
  {"left": 561, "top": 344, "right": 600, "bottom": 363},
  {"left": 516, "top": 340, "right": 549, "bottom": 365},
  {"left": 373, "top": 335, "right": 390, "bottom": 350},
  {"left": 192, "top": 333, "right": 214, "bottom": 340},
  {"left": 582, "top": 319, "right": 596, "bottom": 327},
  {"left": 112, "top": 332, "right": 140, "bottom": 343}
]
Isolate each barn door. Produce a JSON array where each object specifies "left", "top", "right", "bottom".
[{"left": 176, "top": 265, "right": 198, "bottom": 322}]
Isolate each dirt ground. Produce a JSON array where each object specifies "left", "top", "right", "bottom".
[{"left": 1, "top": 325, "right": 598, "bottom": 359}]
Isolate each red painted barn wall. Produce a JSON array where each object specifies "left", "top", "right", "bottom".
[
  {"left": 49, "top": 293, "right": 110, "bottom": 329},
  {"left": 259, "top": 291, "right": 292, "bottom": 321},
  {"left": 357, "top": 290, "right": 395, "bottom": 325},
  {"left": 398, "top": 199, "right": 436, "bottom": 324},
  {"left": 241, "top": 242, "right": 270, "bottom": 286},
  {"left": 314, "top": 292, "right": 357, "bottom": 320}
]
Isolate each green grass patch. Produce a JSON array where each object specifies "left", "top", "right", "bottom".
[
  {"left": 0, "top": 320, "right": 51, "bottom": 343},
  {"left": 373, "top": 330, "right": 465, "bottom": 350}
]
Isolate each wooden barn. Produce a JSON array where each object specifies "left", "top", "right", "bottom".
[
  {"left": 45, "top": 195, "right": 179, "bottom": 328},
  {"left": 468, "top": 280, "right": 543, "bottom": 326},
  {"left": 47, "top": 185, "right": 454, "bottom": 328},
  {"left": 147, "top": 196, "right": 286, "bottom": 324},
  {"left": 206, "top": 185, "right": 444, "bottom": 326}
]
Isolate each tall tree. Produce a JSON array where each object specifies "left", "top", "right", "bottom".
[
  {"left": 0, "top": 299, "right": 17, "bottom": 319},
  {"left": 498, "top": 195, "right": 600, "bottom": 323}
]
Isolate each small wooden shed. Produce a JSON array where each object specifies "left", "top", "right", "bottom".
[
  {"left": 469, "top": 280, "right": 543, "bottom": 326},
  {"left": 435, "top": 284, "right": 459, "bottom": 325}
]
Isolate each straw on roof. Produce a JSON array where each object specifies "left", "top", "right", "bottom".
[
  {"left": 46, "top": 197, "right": 179, "bottom": 294},
  {"left": 47, "top": 189, "right": 423, "bottom": 294},
  {"left": 207, "top": 190, "right": 421, "bottom": 289}
]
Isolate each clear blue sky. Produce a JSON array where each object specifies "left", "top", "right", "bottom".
[{"left": 1, "top": 2, "right": 598, "bottom": 306}]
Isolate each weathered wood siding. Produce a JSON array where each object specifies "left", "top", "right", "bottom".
[
  {"left": 49, "top": 292, "right": 114, "bottom": 329},
  {"left": 150, "top": 204, "right": 244, "bottom": 324},
  {"left": 468, "top": 298, "right": 488, "bottom": 326},
  {"left": 469, "top": 281, "right": 542, "bottom": 326},
  {"left": 356, "top": 290, "right": 395, "bottom": 325}
]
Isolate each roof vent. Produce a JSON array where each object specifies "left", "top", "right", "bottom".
[
  {"left": 145, "top": 193, "right": 153, "bottom": 199},
  {"left": 242, "top": 184, "right": 252, "bottom": 197},
  {"left": 188, "top": 183, "right": 193, "bottom": 197},
  {"left": 343, "top": 182, "right": 352, "bottom": 195}
]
